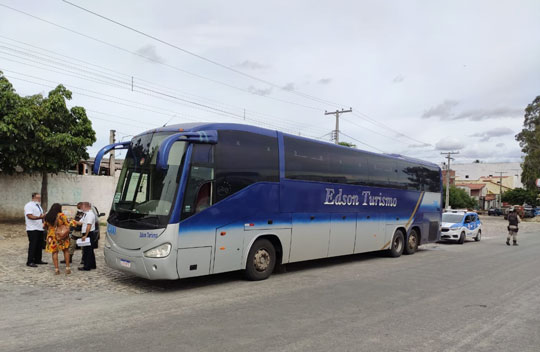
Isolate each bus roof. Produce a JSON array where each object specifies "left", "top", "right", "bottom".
[{"left": 138, "top": 122, "right": 440, "bottom": 169}]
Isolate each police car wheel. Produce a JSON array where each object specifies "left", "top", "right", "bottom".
[
  {"left": 244, "top": 239, "right": 276, "bottom": 281},
  {"left": 388, "top": 230, "right": 405, "bottom": 257},
  {"left": 404, "top": 229, "right": 419, "bottom": 255},
  {"left": 458, "top": 232, "right": 465, "bottom": 244},
  {"left": 475, "top": 230, "right": 482, "bottom": 242}
]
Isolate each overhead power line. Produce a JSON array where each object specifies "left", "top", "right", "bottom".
[
  {"left": 0, "top": 46, "right": 329, "bottom": 135},
  {"left": 339, "top": 131, "right": 386, "bottom": 153},
  {"left": 2, "top": 69, "right": 332, "bottom": 141},
  {"left": 0, "top": 2, "right": 324, "bottom": 111},
  {"left": 0, "top": 37, "right": 329, "bottom": 134},
  {"left": 351, "top": 111, "right": 432, "bottom": 147},
  {"left": 61, "top": 0, "right": 347, "bottom": 109},
  {"left": 0, "top": 3, "right": 431, "bottom": 150}
]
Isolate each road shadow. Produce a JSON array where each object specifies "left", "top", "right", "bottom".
[{"left": 109, "top": 250, "right": 396, "bottom": 293}]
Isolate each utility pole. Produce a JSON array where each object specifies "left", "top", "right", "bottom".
[
  {"left": 109, "top": 130, "right": 116, "bottom": 176},
  {"left": 496, "top": 171, "right": 507, "bottom": 208},
  {"left": 441, "top": 151, "right": 459, "bottom": 210},
  {"left": 325, "top": 108, "right": 352, "bottom": 144}
]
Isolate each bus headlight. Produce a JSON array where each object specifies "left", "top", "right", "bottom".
[{"left": 144, "top": 243, "right": 172, "bottom": 258}]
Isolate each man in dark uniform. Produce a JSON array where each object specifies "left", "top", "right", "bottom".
[{"left": 507, "top": 209, "right": 521, "bottom": 246}]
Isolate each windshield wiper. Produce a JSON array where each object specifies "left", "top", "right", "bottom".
[{"left": 115, "top": 218, "right": 162, "bottom": 229}]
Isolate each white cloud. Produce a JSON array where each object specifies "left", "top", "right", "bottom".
[
  {"left": 435, "top": 138, "right": 464, "bottom": 150},
  {"left": 282, "top": 82, "right": 295, "bottom": 91},
  {"left": 392, "top": 74, "right": 404, "bottom": 83},
  {"left": 422, "top": 101, "right": 522, "bottom": 121},
  {"left": 470, "top": 127, "right": 514, "bottom": 141},
  {"left": 247, "top": 85, "right": 273, "bottom": 96},
  {"left": 135, "top": 44, "right": 165, "bottom": 64},
  {"left": 422, "top": 100, "right": 459, "bottom": 119},
  {"left": 234, "top": 60, "right": 269, "bottom": 70},
  {"left": 317, "top": 78, "right": 332, "bottom": 85}
]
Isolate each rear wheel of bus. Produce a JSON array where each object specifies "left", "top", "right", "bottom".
[
  {"left": 404, "top": 228, "right": 419, "bottom": 255},
  {"left": 388, "top": 229, "right": 405, "bottom": 257},
  {"left": 245, "top": 239, "right": 276, "bottom": 281}
]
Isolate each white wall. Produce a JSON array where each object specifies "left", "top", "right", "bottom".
[
  {"left": 452, "top": 162, "right": 523, "bottom": 188},
  {"left": 0, "top": 173, "right": 118, "bottom": 221}
]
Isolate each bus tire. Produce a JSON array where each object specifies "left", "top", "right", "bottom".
[
  {"left": 404, "top": 229, "right": 419, "bottom": 255},
  {"left": 474, "top": 230, "right": 481, "bottom": 242},
  {"left": 388, "top": 229, "right": 405, "bottom": 257},
  {"left": 244, "top": 239, "right": 276, "bottom": 281}
]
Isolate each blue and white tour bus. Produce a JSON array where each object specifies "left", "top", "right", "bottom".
[{"left": 93, "top": 123, "right": 442, "bottom": 281}]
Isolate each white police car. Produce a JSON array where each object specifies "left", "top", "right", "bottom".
[{"left": 440, "top": 211, "right": 482, "bottom": 244}]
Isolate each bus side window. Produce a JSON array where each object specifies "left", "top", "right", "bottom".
[
  {"left": 181, "top": 166, "right": 214, "bottom": 220},
  {"left": 214, "top": 131, "right": 279, "bottom": 202},
  {"left": 181, "top": 144, "right": 215, "bottom": 220}
]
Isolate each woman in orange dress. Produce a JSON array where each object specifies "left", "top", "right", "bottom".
[{"left": 44, "top": 203, "right": 71, "bottom": 275}]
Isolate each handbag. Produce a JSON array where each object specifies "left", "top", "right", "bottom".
[{"left": 55, "top": 217, "right": 70, "bottom": 241}]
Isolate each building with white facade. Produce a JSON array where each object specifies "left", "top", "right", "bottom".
[{"left": 451, "top": 162, "right": 523, "bottom": 189}]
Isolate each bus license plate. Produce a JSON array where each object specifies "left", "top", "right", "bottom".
[{"left": 120, "top": 259, "right": 131, "bottom": 268}]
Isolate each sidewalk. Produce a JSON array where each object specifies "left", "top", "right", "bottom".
[{"left": 0, "top": 227, "right": 162, "bottom": 294}]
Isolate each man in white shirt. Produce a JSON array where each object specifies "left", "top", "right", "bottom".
[
  {"left": 78, "top": 202, "right": 97, "bottom": 271},
  {"left": 24, "top": 193, "right": 47, "bottom": 267}
]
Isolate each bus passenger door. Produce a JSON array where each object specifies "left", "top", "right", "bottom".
[
  {"left": 354, "top": 213, "right": 385, "bottom": 253},
  {"left": 213, "top": 225, "right": 244, "bottom": 274},
  {"left": 328, "top": 213, "right": 356, "bottom": 257},
  {"left": 289, "top": 214, "right": 331, "bottom": 262}
]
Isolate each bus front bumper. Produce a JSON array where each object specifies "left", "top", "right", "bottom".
[{"left": 104, "top": 246, "right": 179, "bottom": 280}]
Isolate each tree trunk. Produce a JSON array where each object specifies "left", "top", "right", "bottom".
[{"left": 41, "top": 172, "right": 48, "bottom": 212}]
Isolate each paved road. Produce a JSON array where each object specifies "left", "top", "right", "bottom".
[{"left": 1, "top": 216, "right": 539, "bottom": 352}]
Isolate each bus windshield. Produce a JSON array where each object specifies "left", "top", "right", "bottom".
[{"left": 109, "top": 132, "right": 187, "bottom": 229}]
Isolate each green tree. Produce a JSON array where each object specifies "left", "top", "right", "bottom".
[
  {"left": 338, "top": 141, "right": 356, "bottom": 148},
  {"left": 0, "top": 71, "right": 96, "bottom": 210},
  {"left": 516, "top": 96, "right": 540, "bottom": 190},
  {"left": 501, "top": 188, "right": 538, "bottom": 206},
  {"left": 443, "top": 185, "right": 477, "bottom": 209}
]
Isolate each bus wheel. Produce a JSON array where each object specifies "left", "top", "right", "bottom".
[
  {"left": 458, "top": 232, "right": 465, "bottom": 244},
  {"left": 388, "top": 230, "right": 405, "bottom": 257},
  {"left": 245, "top": 239, "right": 276, "bottom": 281},
  {"left": 404, "top": 229, "right": 419, "bottom": 255}
]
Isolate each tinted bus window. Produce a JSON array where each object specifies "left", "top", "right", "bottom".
[
  {"left": 284, "top": 137, "right": 328, "bottom": 182},
  {"left": 425, "top": 166, "right": 441, "bottom": 192},
  {"left": 284, "top": 135, "right": 440, "bottom": 192},
  {"left": 367, "top": 155, "right": 396, "bottom": 188},
  {"left": 215, "top": 131, "right": 279, "bottom": 202}
]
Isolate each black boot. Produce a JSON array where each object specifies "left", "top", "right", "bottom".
[
  {"left": 513, "top": 241, "right": 518, "bottom": 246},
  {"left": 506, "top": 240, "right": 510, "bottom": 246}
]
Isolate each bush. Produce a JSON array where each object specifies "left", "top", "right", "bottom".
[{"left": 443, "top": 186, "right": 477, "bottom": 209}]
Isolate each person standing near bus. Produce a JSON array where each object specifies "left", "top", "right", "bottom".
[
  {"left": 61, "top": 202, "right": 84, "bottom": 265},
  {"left": 24, "top": 192, "right": 47, "bottom": 267},
  {"left": 506, "top": 209, "right": 521, "bottom": 246},
  {"left": 78, "top": 202, "right": 97, "bottom": 271}
]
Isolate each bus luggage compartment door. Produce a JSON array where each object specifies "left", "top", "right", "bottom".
[
  {"left": 213, "top": 225, "right": 244, "bottom": 274},
  {"left": 177, "top": 247, "right": 212, "bottom": 279},
  {"left": 289, "top": 214, "right": 331, "bottom": 262},
  {"left": 328, "top": 213, "right": 356, "bottom": 257}
]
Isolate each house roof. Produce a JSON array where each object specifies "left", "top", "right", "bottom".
[{"left": 456, "top": 183, "right": 486, "bottom": 190}]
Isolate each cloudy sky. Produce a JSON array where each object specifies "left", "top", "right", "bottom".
[{"left": 1, "top": 0, "right": 539, "bottom": 164}]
